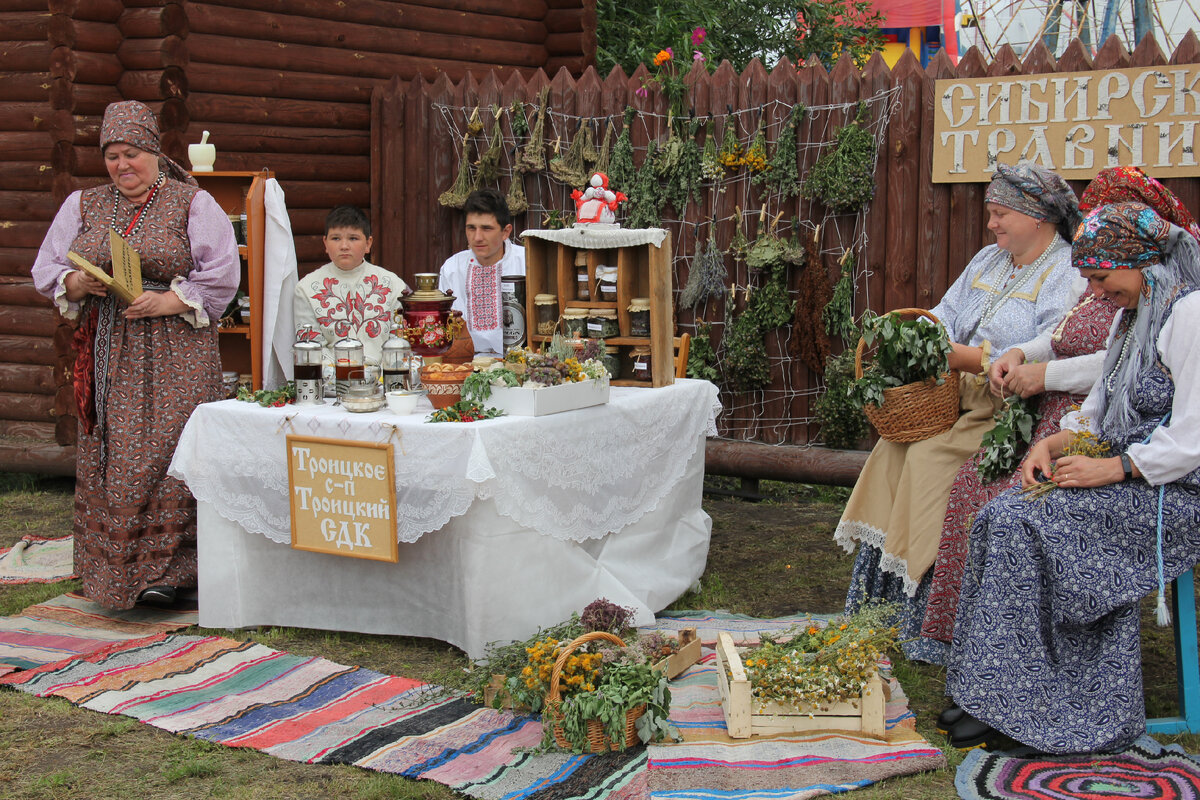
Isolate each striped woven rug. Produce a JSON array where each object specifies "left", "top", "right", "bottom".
[
  {"left": 0, "top": 535, "right": 75, "bottom": 585},
  {"left": 0, "top": 592, "right": 197, "bottom": 677},
  {"left": 0, "top": 633, "right": 648, "bottom": 800}
]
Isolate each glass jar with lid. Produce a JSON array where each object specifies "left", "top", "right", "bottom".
[
  {"left": 587, "top": 308, "right": 619, "bottom": 339},
  {"left": 627, "top": 297, "right": 651, "bottom": 337},
  {"left": 574, "top": 250, "right": 590, "bottom": 300},
  {"left": 595, "top": 265, "right": 618, "bottom": 301},
  {"left": 630, "top": 345, "right": 653, "bottom": 382},
  {"left": 562, "top": 307, "right": 589, "bottom": 338},
  {"left": 534, "top": 293, "right": 558, "bottom": 335}
]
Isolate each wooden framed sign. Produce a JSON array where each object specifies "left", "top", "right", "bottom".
[{"left": 286, "top": 435, "right": 398, "bottom": 562}]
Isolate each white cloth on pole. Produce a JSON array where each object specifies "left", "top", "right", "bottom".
[{"left": 262, "top": 179, "right": 298, "bottom": 388}]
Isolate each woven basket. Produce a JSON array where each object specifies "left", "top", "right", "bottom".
[
  {"left": 420, "top": 367, "right": 469, "bottom": 409},
  {"left": 854, "top": 308, "right": 960, "bottom": 443},
  {"left": 544, "top": 631, "right": 646, "bottom": 753}
]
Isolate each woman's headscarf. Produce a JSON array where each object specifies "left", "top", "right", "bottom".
[
  {"left": 99, "top": 100, "right": 197, "bottom": 186},
  {"left": 1080, "top": 166, "right": 1200, "bottom": 240},
  {"left": 984, "top": 160, "right": 1081, "bottom": 242},
  {"left": 1074, "top": 201, "right": 1200, "bottom": 440}
]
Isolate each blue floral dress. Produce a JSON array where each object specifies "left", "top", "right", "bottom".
[{"left": 946, "top": 306, "right": 1200, "bottom": 753}]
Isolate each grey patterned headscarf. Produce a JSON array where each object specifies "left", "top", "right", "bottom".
[{"left": 985, "top": 161, "right": 1081, "bottom": 242}]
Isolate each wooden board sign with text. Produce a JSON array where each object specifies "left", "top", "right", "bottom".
[
  {"left": 933, "top": 64, "right": 1200, "bottom": 183},
  {"left": 287, "top": 435, "right": 398, "bottom": 563}
]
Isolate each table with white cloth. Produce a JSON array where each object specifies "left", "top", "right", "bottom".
[{"left": 168, "top": 379, "right": 720, "bottom": 658}]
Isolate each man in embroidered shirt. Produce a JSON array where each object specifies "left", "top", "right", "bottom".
[
  {"left": 293, "top": 205, "right": 408, "bottom": 366},
  {"left": 437, "top": 188, "right": 526, "bottom": 357}
]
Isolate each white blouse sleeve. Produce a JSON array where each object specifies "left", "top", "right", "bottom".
[
  {"left": 1126, "top": 292, "right": 1200, "bottom": 484},
  {"left": 30, "top": 191, "right": 85, "bottom": 319},
  {"left": 1043, "top": 350, "right": 1106, "bottom": 394}
]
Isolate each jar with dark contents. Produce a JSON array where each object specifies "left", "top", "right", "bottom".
[
  {"left": 574, "top": 251, "right": 590, "bottom": 300},
  {"left": 595, "top": 265, "right": 618, "bottom": 301},
  {"left": 627, "top": 297, "right": 650, "bottom": 337},
  {"left": 587, "top": 309, "right": 619, "bottom": 339},
  {"left": 534, "top": 293, "right": 558, "bottom": 335},
  {"left": 562, "top": 307, "right": 589, "bottom": 338},
  {"left": 630, "top": 345, "right": 652, "bottom": 381}
]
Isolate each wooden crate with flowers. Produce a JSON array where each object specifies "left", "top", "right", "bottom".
[
  {"left": 715, "top": 604, "right": 897, "bottom": 739},
  {"left": 471, "top": 599, "right": 690, "bottom": 753}
]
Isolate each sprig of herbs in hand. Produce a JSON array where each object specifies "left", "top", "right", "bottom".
[
  {"left": 977, "top": 395, "right": 1040, "bottom": 483},
  {"left": 849, "top": 311, "right": 952, "bottom": 409}
]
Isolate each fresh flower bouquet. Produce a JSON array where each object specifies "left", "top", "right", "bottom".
[
  {"left": 462, "top": 337, "right": 609, "bottom": 404},
  {"left": 728, "top": 602, "right": 898, "bottom": 710}
]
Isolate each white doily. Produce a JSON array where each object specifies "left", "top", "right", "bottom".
[
  {"left": 521, "top": 227, "right": 668, "bottom": 250},
  {"left": 169, "top": 380, "right": 720, "bottom": 545}
]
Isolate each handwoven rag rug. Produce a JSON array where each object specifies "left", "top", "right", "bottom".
[
  {"left": 643, "top": 611, "right": 948, "bottom": 799},
  {"left": 0, "top": 535, "right": 75, "bottom": 585},
  {"left": 0, "top": 591, "right": 196, "bottom": 678},
  {"left": 0, "top": 633, "right": 648, "bottom": 800},
  {"left": 956, "top": 736, "right": 1200, "bottom": 800}
]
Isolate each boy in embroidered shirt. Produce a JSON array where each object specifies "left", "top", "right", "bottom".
[
  {"left": 293, "top": 205, "right": 408, "bottom": 367},
  {"left": 437, "top": 188, "right": 526, "bottom": 357}
]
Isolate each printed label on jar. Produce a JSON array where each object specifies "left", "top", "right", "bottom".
[
  {"left": 587, "top": 322, "right": 602, "bottom": 332},
  {"left": 634, "top": 360, "right": 647, "bottom": 370},
  {"left": 501, "top": 281, "right": 516, "bottom": 293}
]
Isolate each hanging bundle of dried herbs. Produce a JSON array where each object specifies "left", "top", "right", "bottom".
[
  {"left": 607, "top": 107, "right": 637, "bottom": 190},
  {"left": 518, "top": 86, "right": 549, "bottom": 173},
  {"left": 813, "top": 348, "right": 869, "bottom": 449},
  {"left": 660, "top": 116, "right": 703, "bottom": 214},
  {"left": 722, "top": 272, "right": 794, "bottom": 392},
  {"left": 728, "top": 206, "right": 750, "bottom": 262},
  {"left": 679, "top": 228, "right": 728, "bottom": 310},
  {"left": 580, "top": 120, "right": 599, "bottom": 164},
  {"left": 790, "top": 224, "right": 833, "bottom": 374},
  {"left": 625, "top": 140, "right": 663, "bottom": 229},
  {"left": 745, "top": 211, "right": 791, "bottom": 278},
  {"left": 700, "top": 117, "right": 724, "bottom": 182},
  {"left": 686, "top": 322, "right": 720, "bottom": 383},
  {"left": 822, "top": 248, "right": 858, "bottom": 345},
  {"left": 718, "top": 114, "right": 743, "bottom": 170},
  {"left": 743, "top": 113, "right": 769, "bottom": 174},
  {"left": 510, "top": 99, "right": 529, "bottom": 137},
  {"left": 505, "top": 169, "right": 528, "bottom": 215},
  {"left": 550, "top": 121, "right": 591, "bottom": 187},
  {"left": 801, "top": 101, "right": 877, "bottom": 213},
  {"left": 595, "top": 120, "right": 615, "bottom": 175},
  {"left": 466, "top": 106, "right": 483, "bottom": 135},
  {"left": 477, "top": 106, "right": 504, "bottom": 186},
  {"left": 438, "top": 134, "right": 474, "bottom": 209},
  {"left": 761, "top": 104, "right": 805, "bottom": 198}
]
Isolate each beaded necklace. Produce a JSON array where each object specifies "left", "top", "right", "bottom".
[
  {"left": 1050, "top": 294, "right": 1096, "bottom": 343},
  {"left": 110, "top": 172, "right": 165, "bottom": 238},
  {"left": 977, "top": 237, "right": 1063, "bottom": 329},
  {"left": 1103, "top": 311, "right": 1137, "bottom": 391}
]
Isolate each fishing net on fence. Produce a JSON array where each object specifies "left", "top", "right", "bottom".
[{"left": 433, "top": 85, "right": 901, "bottom": 445}]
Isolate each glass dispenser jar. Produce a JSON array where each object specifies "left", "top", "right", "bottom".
[
  {"left": 332, "top": 336, "right": 364, "bottom": 398},
  {"left": 293, "top": 326, "right": 325, "bottom": 405},
  {"left": 381, "top": 333, "right": 413, "bottom": 392}
]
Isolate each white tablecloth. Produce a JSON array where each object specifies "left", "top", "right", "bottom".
[{"left": 169, "top": 380, "right": 720, "bottom": 658}]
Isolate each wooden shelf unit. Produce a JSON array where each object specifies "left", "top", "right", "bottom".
[
  {"left": 193, "top": 170, "right": 271, "bottom": 390},
  {"left": 522, "top": 230, "right": 675, "bottom": 387}
]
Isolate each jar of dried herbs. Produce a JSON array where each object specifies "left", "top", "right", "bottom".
[
  {"left": 587, "top": 308, "right": 619, "bottom": 339},
  {"left": 562, "top": 307, "right": 589, "bottom": 338},
  {"left": 574, "top": 251, "right": 590, "bottom": 300},
  {"left": 627, "top": 297, "right": 650, "bottom": 337},
  {"left": 602, "top": 347, "right": 621, "bottom": 379},
  {"left": 630, "top": 345, "right": 652, "bottom": 381},
  {"left": 534, "top": 293, "right": 558, "bottom": 335},
  {"left": 595, "top": 265, "right": 618, "bottom": 302}
]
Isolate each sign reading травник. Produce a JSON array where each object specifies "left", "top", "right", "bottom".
[
  {"left": 933, "top": 65, "right": 1200, "bottom": 183},
  {"left": 287, "top": 435, "right": 398, "bottom": 562}
]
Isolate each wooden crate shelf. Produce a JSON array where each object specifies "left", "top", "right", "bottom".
[{"left": 521, "top": 229, "right": 674, "bottom": 387}]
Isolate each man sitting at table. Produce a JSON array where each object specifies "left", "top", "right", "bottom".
[{"left": 437, "top": 188, "right": 525, "bottom": 357}]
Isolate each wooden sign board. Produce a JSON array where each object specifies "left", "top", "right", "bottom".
[
  {"left": 933, "top": 64, "right": 1200, "bottom": 183},
  {"left": 287, "top": 435, "right": 398, "bottom": 563}
]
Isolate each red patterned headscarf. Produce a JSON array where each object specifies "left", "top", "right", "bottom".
[
  {"left": 1080, "top": 166, "right": 1200, "bottom": 241},
  {"left": 100, "top": 100, "right": 197, "bottom": 186}
]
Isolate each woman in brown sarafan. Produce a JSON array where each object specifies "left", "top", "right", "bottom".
[{"left": 31, "top": 101, "right": 239, "bottom": 609}]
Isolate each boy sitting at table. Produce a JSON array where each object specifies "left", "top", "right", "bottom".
[{"left": 293, "top": 205, "right": 408, "bottom": 366}]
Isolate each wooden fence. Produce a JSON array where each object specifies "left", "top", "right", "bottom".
[{"left": 373, "top": 32, "right": 1200, "bottom": 445}]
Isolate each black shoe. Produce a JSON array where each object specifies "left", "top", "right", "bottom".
[
  {"left": 948, "top": 713, "right": 995, "bottom": 749},
  {"left": 935, "top": 704, "right": 965, "bottom": 734},
  {"left": 137, "top": 585, "right": 178, "bottom": 607}
]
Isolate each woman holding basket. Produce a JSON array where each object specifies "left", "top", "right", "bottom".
[{"left": 834, "top": 161, "right": 1082, "bottom": 662}]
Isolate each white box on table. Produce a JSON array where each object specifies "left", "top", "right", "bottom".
[{"left": 488, "top": 378, "right": 610, "bottom": 416}]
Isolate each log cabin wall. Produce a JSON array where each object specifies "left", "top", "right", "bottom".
[{"left": 0, "top": 0, "right": 595, "bottom": 475}]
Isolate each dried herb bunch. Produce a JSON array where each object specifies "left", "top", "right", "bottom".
[
  {"left": 607, "top": 107, "right": 638, "bottom": 190},
  {"left": 789, "top": 224, "right": 833, "bottom": 374},
  {"left": 723, "top": 273, "right": 794, "bottom": 393},
  {"left": 813, "top": 348, "right": 868, "bottom": 449},
  {"left": 686, "top": 322, "right": 720, "bottom": 382},
  {"left": 822, "top": 248, "right": 858, "bottom": 345},
  {"left": 760, "top": 103, "right": 805, "bottom": 198},
  {"left": 801, "top": 101, "right": 878, "bottom": 213},
  {"left": 438, "top": 134, "right": 474, "bottom": 208},
  {"left": 679, "top": 229, "right": 728, "bottom": 310},
  {"left": 625, "top": 140, "right": 663, "bottom": 229}
]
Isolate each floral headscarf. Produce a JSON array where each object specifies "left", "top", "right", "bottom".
[
  {"left": 1075, "top": 201, "right": 1200, "bottom": 441},
  {"left": 984, "top": 160, "right": 1081, "bottom": 241},
  {"left": 1080, "top": 166, "right": 1200, "bottom": 241},
  {"left": 99, "top": 100, "right": 196, "bottom": 186}
]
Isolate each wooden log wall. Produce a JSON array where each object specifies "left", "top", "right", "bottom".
[
  {"left": 374, "top": 32, "right": 1200, "bottom": 446},
  {"left": 0, "top": 0, "right": 595, "bottom": 475}
]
